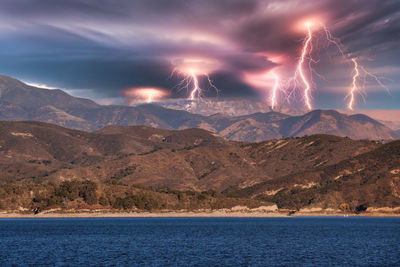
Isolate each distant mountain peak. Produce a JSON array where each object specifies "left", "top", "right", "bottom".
[
  {"left": 349, "top": 113, "right": 385, "bottom": 126},
  {"left": 0, "top": 74, "right": 25, "bottom": 84}
]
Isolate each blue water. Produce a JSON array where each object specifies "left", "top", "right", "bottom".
[{"left": 0, "top": 217, "right": 399, "bottom": 266}]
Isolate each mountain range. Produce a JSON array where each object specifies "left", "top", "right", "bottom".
[
  {"left": 1, "top": 74, "right": 399, "bottom": 214},
  {"left": 157, "top": 98, "right": 306, "bottom": 116},
  {"left": 0, "top": 75, "right": 399, "bottom": 142}
]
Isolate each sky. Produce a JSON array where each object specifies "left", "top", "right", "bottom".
[{"left": 0, "top": 0, "right": 399, "bottom": 110}]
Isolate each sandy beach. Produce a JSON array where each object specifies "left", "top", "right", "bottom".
[{"left": 1, "top": 210, "right": 399, "bottom": 218}]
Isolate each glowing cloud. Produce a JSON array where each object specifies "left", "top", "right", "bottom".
[
  {"left": 24, "top": 81, "right": 56, "bottom": 90},
  {"left": 123, "top": 87, "right": 170, "bottom": 105},
  {"left": 243, "top": 69, "right": 282, "bottom": 109}
]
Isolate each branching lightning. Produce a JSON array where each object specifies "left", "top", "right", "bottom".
[
  {"left": 240, "top": 21, "right": 391, "bottom": 111},
  {"left": 162, "top": 20, "right": 390, "bottom": 111},
  {"left": 171, "top": 58, "right": 220, "bottom": 101},
  {"left": 205, "top": 74, "right": 220, "bottom": 95},
  {"left": 360, "top": 66, "right": 390, "bottom": 94},
  {"left": 174, "top": 70, "right": 219, "bottom": 100},
  {"left": 323, "top": 25, "right": 346, "bottom": 57},
  {"left": 322, "top": 25, "right": 390, "bottom": 110}
]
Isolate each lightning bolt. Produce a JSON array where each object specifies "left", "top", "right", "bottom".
[
  {"left": 322, "top": 25, "right": 390, "bottom": 110},
  {"left": 296, "top": 22, "right": 313, "bottom": 110},
  {"left": 323, "top": 25, "right": 360, "bottom": 110},
  {"left": 346, "top": 64, "right": 390, "bottom": 110},
  {"left": 172, "top": 70, "right": 219, "bottom": 101},
  {"left": 205, "top": 74, "right": 220, "bottom": 96},
  {"left": 270, "top": 71, "right": 279, "bottom": 110},
  {"left": 323, "top": 25, "right": 346, "bottom": 58},
  {"left": 347, "top": 58, "right": 360, "bottom": 110},
  {"left": 360, "top": 66, "right": 390, "bottom": 94},
  {"left": 189, "top": 71, "right": 200, "bottom": 100}
]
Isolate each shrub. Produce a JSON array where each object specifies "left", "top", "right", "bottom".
[
  {"left": 355, "top": 204, "right": 368, "bottom": 213},
  {"left": 113, "top": 196, "right": 135, "bottom": 210},
  {"left": 47, "top": 195, "right": 63, "bottom": 206},
  {"left": 339, "top": 203, "right": 350, "bottom": 212},
  {"left": 79, "top": 180, "right": 97, "bottom": 205},
  {"left": 197, "top": 194, "right": 207, "bottom": 200},
  {"left": 56, "top": 180, "right": 81, "bottom": 201},
  {"left": 98, "top": 196, "right": 109, "bottom": 206},
  {"left": 55, "top": 180, "right": 98, "bottom": 204},
  {"left": 112, "top": 165, "right": 137, "bottom": 179}
]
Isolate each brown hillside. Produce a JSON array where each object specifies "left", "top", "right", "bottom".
[
  {"left": 233, "top": 140, "right": 400, "bottom": 212},
  {"left": 0, "top": 121, "right": 380, "bottom": 194}
]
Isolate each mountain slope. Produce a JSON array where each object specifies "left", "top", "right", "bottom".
[
  {"left": 0, "top": 75, "right": 99, "bottom": 110},
  {"left": 0, "top": 121, "right": 381, "bottom": 191},
  {"left": 279, "top": 110, "right": 398, "bottom": 140},
  {"left": 231, "top": 139, "right": 400, "bottom": 212},
  {"left": 0, "top": 120, "right": 228, "bottom": 163}
]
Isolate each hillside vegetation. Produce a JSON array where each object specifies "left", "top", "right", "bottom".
[{"left": 1, "top": 121, "right": 399, "bottom": 215}]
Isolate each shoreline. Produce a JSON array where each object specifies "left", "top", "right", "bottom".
[{"left": 1, "top": 211, "right": 399, "bottom": 218}]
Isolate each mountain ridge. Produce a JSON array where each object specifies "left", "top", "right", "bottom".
[{"left": 0, "top": 74, "right": 398, "bottom": 141}]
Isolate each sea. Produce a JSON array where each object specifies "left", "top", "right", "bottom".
[{"left": 0, "top": 217, "right": 399, "bottom": 266}]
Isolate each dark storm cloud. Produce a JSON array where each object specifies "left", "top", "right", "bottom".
[
  {"left": 232, "top": 0, "right": 400, "bottom": 55},
  {"left": 0, "top": 0, "right": 399, "bottom": 107}
]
